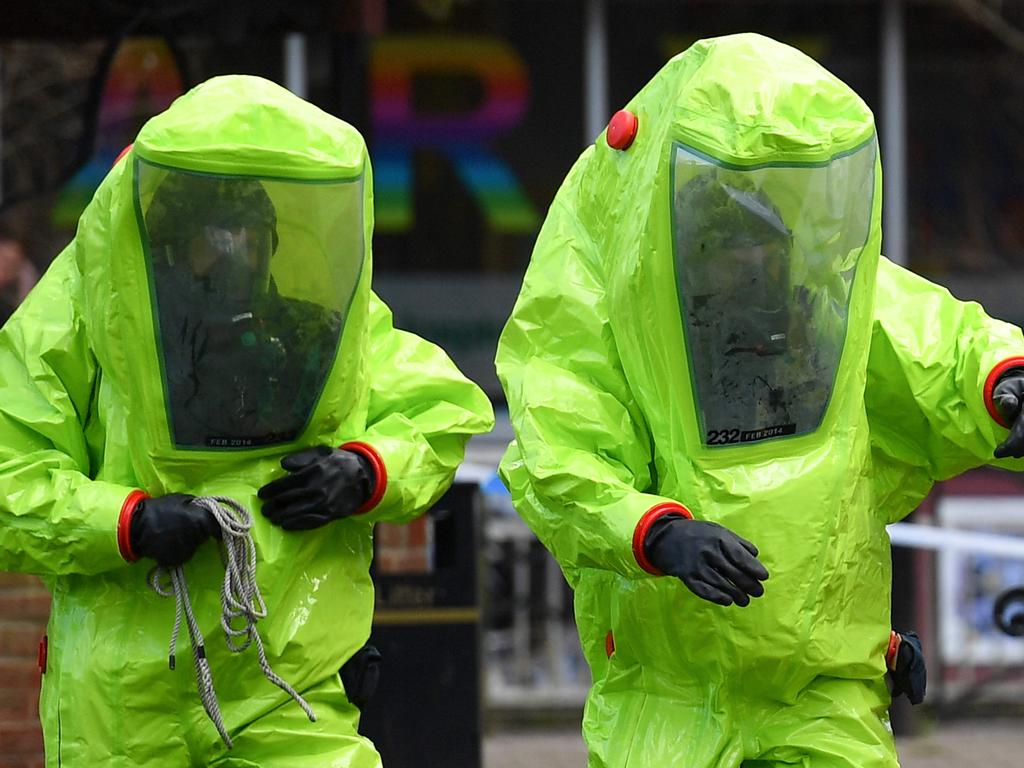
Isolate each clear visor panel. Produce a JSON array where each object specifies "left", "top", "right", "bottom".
[
  {"left": 672, "top": 141, "right": 876, "bottom": 447},
  {"left": 136, "top": 160, "right": 364, "bottom": 448}
]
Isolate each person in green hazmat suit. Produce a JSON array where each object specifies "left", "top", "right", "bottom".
[
  {"left": 0, "top": 74, "right": 493, "bottom": 766},
  {"left": 496, "top": 34, "right": 1024, "bottom": 767}
]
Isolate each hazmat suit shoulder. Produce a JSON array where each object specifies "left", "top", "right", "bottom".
[
  {"left": 359, "top": 289, "right": 495, "bottom": 523},
  {"left": 866, "top": 255, "right": 1024, "bottom": 521},
  {"left": 0, "top": 235, "right": 133, "bottom": 575},
  {"left": 498, "top": 151, "right": 671, "bottom": 583}
]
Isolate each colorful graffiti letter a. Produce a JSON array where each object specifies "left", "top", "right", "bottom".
[
  {"left": 52, "top": 37, "right": 184, "bottom": 228},
  {"left": 372, "top": 36, "right": 539, "bottom": 233}
]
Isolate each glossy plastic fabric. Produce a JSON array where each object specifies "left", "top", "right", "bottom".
[
  {"left": 496, "top": 34, "right": 1024, "bottom": 767},
  {"left": 0, "top": 75, "right": 493, "bottom": 765}
]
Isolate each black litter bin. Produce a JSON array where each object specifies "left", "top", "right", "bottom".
[{"left": 357, "top": 481, "right": 482, "bottom": 768}]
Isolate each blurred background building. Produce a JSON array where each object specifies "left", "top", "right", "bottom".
[{"left": 1, "top": 0, "right": 1024, "bottom": 766}]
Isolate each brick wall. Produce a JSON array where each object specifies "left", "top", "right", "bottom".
[
  {"left": 375, "top": 517, "right": 433, "bottom": 574},
  {"left": 0, "top": 574, "right": 48, "bottom": 768}
]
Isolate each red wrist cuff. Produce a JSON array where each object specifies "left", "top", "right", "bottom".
[
  {"left": 117, "top": 490, "right": 149, "bottom": 563},
  {"left": 983, "top": 356, "right": 1024, "bottom": 429},
  {"left": 340, "top": 441, "right": 387, "bottom": 514},
  {"left": 632, "top": 502, "right": 694, "bottom": 575},
  {"left": 886, "top": 631, "right": 901, "bottom": 670}
]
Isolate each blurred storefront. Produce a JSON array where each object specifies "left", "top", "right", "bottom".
[{"left": 3, "top": 1, "right": 1024, "bottom": 387}]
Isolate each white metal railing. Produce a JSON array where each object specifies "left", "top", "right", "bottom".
[
  {"left": 912, "top": 497, "right": 1024, "bottom": 686},
  {"left": 889, "top": 521, "right": 1024, "bottom": 559}
]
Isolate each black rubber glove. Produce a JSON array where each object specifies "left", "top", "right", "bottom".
[
  {"left": 258, "top": 445, "right": 374, "bottom": 530},
  {"left": 889, "top": 630, "right": 926, "bottom": 705},
  {"left": 130, "top": 493, "right": 221, "bottom": 566},
  {"left": 644, "top": 515, "right": 769, "bottom": 607},
  {"left": 994, "top": 368, "right": 1024, "bottom": 458},
  {"left": 340, "top": 643, "right": 383, "bottom": 710}
]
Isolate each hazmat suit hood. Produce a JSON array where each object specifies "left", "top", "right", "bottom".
[
  {"left": 601, "top": 34, "right": 880, "bottom": 452},
  {"left": 79, "top": 75, "right": 373, "bottom": 493}
]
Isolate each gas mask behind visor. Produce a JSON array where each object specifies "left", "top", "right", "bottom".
[
  {"left": 672, "top": 140, "right": 875, "bottom": 446},
  {"left": 693, "top": 239, "right": 791, "bottom": 358},
  {"left": 194, "top": 224, "right": 273, "bottom": 305},
  {"left": 137, "top": 161, "right": 364, "bottom": 449}
]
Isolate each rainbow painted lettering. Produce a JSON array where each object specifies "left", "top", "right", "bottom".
[{"left": 371, "top": 36, "right": 539, "bottom": 233}]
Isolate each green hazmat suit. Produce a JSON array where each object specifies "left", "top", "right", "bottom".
[
  {"left": 497, "top": 34, "right": 1024, "bottom": 767},
  {"left": 0, "top": 75, "right": 493, "bottom": 766}
]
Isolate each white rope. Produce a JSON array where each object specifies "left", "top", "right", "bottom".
[{"left": 149, "top": 496, "right": 316, "bottom": 748}]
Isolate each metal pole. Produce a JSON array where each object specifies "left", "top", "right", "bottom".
[
  {"left": 544, "top": 553, "right": 566, "bottom": 686},
  {"left": 584, "top": 0, "right": 609, "bottom": 147},
  {"left": 284, "top": 32, "right": 308, "bottom": 100},
  {"left": 881, "top": 0, "right": 908, "bottom": 266},
  {"left": 513, "top": 537, "right": 531, "bottom": 685}
]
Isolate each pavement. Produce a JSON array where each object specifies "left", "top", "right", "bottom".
[{"left": 483, "top": 718, "right": 1024, "bottom": 767}]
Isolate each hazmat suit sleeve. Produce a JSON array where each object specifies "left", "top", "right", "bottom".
[
  {"left": 865, "top": 256, "right": 1024, "bottom": 513},
  {"left": 0, "top": 247, "right": 139, "bottom": 576},
  {"left": 343, "top": 291, "right": 494, "bottom": 524},
  {"left": 497, "top": 188, "right": 689, "bottom": 579}
]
